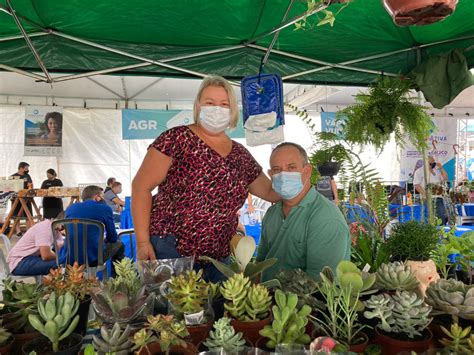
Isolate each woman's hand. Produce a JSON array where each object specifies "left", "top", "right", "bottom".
[{"left": 136, "top": 241, "right": 156, "bottom": 260}]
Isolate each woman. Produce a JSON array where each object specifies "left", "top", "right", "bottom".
[
  {"left": 41, "top": 168, "right": 64, "bottom": 219},
  {"left": 132, "top": 75, "right": 280, "bottom": 282},
  {"left": 40, "top": 112, "right": 62, "bottom": 145}
]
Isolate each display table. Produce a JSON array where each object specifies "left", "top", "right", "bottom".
[
  {"left": 456, "top": 203, "right": 474, "bottom": 216},
  {"left": 390, "top": 204, "right": 428, "bottom": 223}
]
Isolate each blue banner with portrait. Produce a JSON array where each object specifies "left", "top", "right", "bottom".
[{"left": 122, "top": 109, "right": 245, "bottom": 140}]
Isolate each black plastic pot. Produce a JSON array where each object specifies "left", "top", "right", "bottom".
[
  {"left": 75, "top": 296, "right": 92, "bottom": 335},
  {"left": 22, "top": 333, "right": 83, "bottom": 355},
  {"left": 317, "top": 162, "right": 341, "bottom": 176}
]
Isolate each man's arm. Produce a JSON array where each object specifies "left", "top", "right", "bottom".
[
  {"left": 103, "top": 206, "right": 118, "bottom": 243},
  {"left": 39, "top": 246, "right": 56, "bottom": 261},
  {"left": 437, "top": 163, "right": 448, "bottom": 181},
  {"left": 112, "top": 196, "right": 125, "bottom": 207},
  {"left": 306, "top": 219, "right": 350, "bottom": 280},
  {"left": 256, "top": 214, "right": 270, "bottom": 262}
]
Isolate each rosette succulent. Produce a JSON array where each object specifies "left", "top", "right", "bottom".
[
  {"left": 203, "top": 317, "right": 246, "bottom": 351},
  {"left": 167, "top": 269, "right": 210, "bottom": 317},
  {"left": 375, "top": 261, "right": 419, "bottom": 292},
  {"left": 92, "top": 322, "right": 133, "bottom": 355},
  {"left": 425, "top": 278, "right": 474, "bottom": 321},
  {"left": 0, "top": 321, "right": 12, "bottom": 346}
]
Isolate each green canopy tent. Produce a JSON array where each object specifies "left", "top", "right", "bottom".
[{"left": 0, "top": 0, "right": 473, "bottom": 86}]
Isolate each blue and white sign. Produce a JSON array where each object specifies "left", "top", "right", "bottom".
[
  {"left": 320, "top": 112, "right": 345, "bottom": 138},
  {"left": 122, "top": 109, "right": 245, "bottom": 140}
]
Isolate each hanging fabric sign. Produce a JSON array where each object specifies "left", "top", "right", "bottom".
[{"left": 24, "top": 106, "right": 63, "bottom": 156}]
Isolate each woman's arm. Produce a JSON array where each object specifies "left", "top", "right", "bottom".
[
  {"left": 249, "top": 172, "right": 281, "bottom": 203},
  {"left": 331, "top": 178, "right": 339, "bottom": 204},
  {"left": 132, "top": 148, "right": 172, "bottom": 260}
]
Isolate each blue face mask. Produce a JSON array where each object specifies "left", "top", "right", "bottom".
[{"left": 272, "top": 172, "right": 304, "bottom": 200}]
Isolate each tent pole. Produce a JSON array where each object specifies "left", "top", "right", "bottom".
[
  {"left": 0, "top": 32, "right": 47, "bottom": 42},
  {"left": 245, "top": 0, "right": 330, "bottom": 44},
  {"left": 87, "top": 78, "right": 126, "bottom": 100},
  {"left": 129, "top": 78, "right": 163, "bottom": 100},
  {"left": 6, "top": 0, "right": 52, "bottom": 83},
  {"left": 0, "top": 63, "right": 46, "bottom": 81}
]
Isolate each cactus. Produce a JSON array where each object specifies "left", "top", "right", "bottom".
[
  {"left": 259, "top": 290, "right": 311, "bottom": 349},
  {"left": 220, "top": 274, "right": 271, "bottom": 321},
  {"left": 202, "top": 317, "right": 246, "bottom": 351},
  {"left": 1, "top": 278, "right": 42, "bottom": 333},
  {"left": 167, "top": 269, "right": 210, "bottom": 317},
  {"left": 92, "top": 322, "right": 133, "bottom": 355},
  {"left": 28, "top": 292, "right": 80, "bottom": 352},
  {"left": 425, "top": 278, "right": 474, "bottom": 321},
  {"left": 0, "top": 321, "right": 12, "bottom": 346},
  {"left": 364, "top": 291, "right": 432, "bottom": 339},
  {"left": 111, "top": 258, "right": 141, "bottom": 295},
  {"left": 439, "top": 321, "right": 474, "bottom": 354},
  {"left": 375, "top": 262, "right": 419, "bottom": 292}
]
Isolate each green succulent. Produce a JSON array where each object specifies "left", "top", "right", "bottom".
[
  {"left": 335, "top": 260, "right": 376, "bottom": 296},
  {"left": 203, "top": 317, "right": 246, "bottom": 352},
  {"left": 0, "top": 321, "right": 12, "bottom": 346},
  {"left": 275, "top": 268, "right": 324, "bottom": 309},
  {"left": 244, "top": 283, "right": 272, "bottom": 321},
  {"left": 425, "top": 278, "right": 474, "bottom": 321},
  {"left": 259, "top": 290, "right": 311, "bottom": 349},
  {"left": 439, "top": 321, "right": 474, "bottom": 354},
  {"left": 92, "top": 323, "right": 133, "bottom": 355},
  {"left": 167, "top": 269, "right": 210, "bottom": 317},
  {"left": 28, "top": 292, "right": 80, "bottom": 352},
  {"left": 364, "top": 291, "right": 432, "bottom": 339},
  {"left": 375, "top": 262, "right": 419, "bottom": 292},
  {"left": 1, "top": 278, "right": 42, "bottom": 333},
  {"left": 111, "top": 258, "right": 141, "bottom": 295},
  {"left": 146, "top": 315, "right": 189, "bottom": 353}
]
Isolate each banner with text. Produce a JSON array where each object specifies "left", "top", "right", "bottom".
[
  {"left": 122, "top": 109, "right": 245, "bottom": 140},
  {"left": 24, "top": 106, "right": 63, "bottom": 156},
  {"left": 399, "top": 118, "right": 457, "bottom": 182},
  {"left": 320, "top": 112, "right": 345, "bottom": 138}
]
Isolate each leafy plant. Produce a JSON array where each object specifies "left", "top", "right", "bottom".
[
  {"left": 294, "top": 0, "right": 352, "bottom": 29},
  {"left": 43, "top": 261, "right": 98, "bottom": 300},
  {"left": 364, "top": 291, "right": 432, "bottom": 339},
  {"left": 202, "top": 317, "right": 246, "bottom": 352},
  {"left": 340, "top": 76, "right": 434, "bottom": 152},
  {"left": 92, "top": 322, "right": 133, "bottom": 355},
  {"left": 375, "top": 261, "right": 419, "bottom": 292},
  {"left": 220, "top": 274, "right": 272, "bottom": 322},
  {"left": 350, "top": 222, "right": 390, "bottom": 272},
  {"left": 0, "top": 320, "right": 12, "bottom": 346},
  {"left": 439, "top": 320, "right": 474, "bottom": 354},
  {"left": 146, "top": 315, "right": 189, "bottom": 354},
  {"left": 386, "top": 221, "right": 441, "bottom": 261},
  {"left": 449, "top": 231, "right": 474, "bottom": 284},
  {"left": 430, "top": 226, "right": 457, "bottom": 279},
  {"left": 28, "top": 292, "right": 80, "bottom": 352},
  {"left": 259, "top": 290, "right": 311, "bottom": 349}
]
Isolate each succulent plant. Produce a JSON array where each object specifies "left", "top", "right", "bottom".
[
  {"left": 259, "top": 290, "right": 311, "bottom": 349},
  {"left": 375, "top": 261, "right": 419, "bottom": 292},
  {"left": 146, "top": 314, "right": 189, "bottom": 353},
  {"left": 131, "top": 328, "right": 156, "bottom": 354},
  {"left": 111, "top": 258, "right": 141, "bottom": 295},
  {"left": 202, "top": 317, "right": 246, "bottom": 351},
  {"left": 439, "top": 321, "right": 474, "bottom": 354},
  {"left": 167, "top": 269, "right": 210, "bottom": 318},
  {"left": 0, "top": 321, "right": 12, "bottom": 346},
  {"left": 1, "top": 278, "right": 42, "bottom": 333},
  {"left": 275, "top": 268, "right": 324, "bottom": 309},
  {"left": 43, "top": 261, "right": 98, "bottom": 300},
  {"left": 364, "top": 291, "right": 432, "bottom": 339},
  {"left": 220, "top": 273, "right": 272, "bottom": 321},
  {"left": 28, "top": 292, "right": 80, "bottom": 352},
  {"left": 92, "top": 322, "right": 133, "bottom": 355},
  {"left": 334, "top": 260, "right": 376, "bottom": 296},
  {"left": 91, "top": 281, "right": 153, "bottom": 325},
  {"left": 425, "top": 278, "right": 474, "bottom": 321}
]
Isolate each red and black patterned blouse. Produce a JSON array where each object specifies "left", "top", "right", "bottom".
[{"left": 149, "top": 126, "right": 262, "bottom": 260}]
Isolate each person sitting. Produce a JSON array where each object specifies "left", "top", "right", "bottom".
[
  {"left": 256, "top": 143, "right": 351, "bottom": 281},
  {"left": 7, "top": 212, "right": 64, "bottom": 276},
  {"left": 104, "top": 177, "right": 116, "bottom": 194},
  {"left": 104, "top": 181, "right": 125, "bottom": 223},
  {"left": 59, "top": 185, "right": 124, "bottom": 272}
]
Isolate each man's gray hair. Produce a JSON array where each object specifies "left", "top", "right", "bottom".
[
  {"left": 81, "top": 185, "right": 103, "bottom": 201},
  {"left": 271, "top": 142, "right": 309, "bottom": 164}
]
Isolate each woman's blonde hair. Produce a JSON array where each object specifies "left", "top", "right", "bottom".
[{"left": 193, "top": 75, "right": 239, "bottom": 129}]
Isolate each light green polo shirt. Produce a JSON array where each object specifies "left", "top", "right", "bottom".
[{"left": 256, "top": 188, "right": 351, "bottom": 282}]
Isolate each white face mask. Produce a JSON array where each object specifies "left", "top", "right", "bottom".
[{"left": 199, "top": 106, "right": 231, "bottom": 133}]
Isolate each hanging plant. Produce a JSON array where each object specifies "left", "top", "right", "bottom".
[
  {"left": 382, "top": 0, "right": 458, "bottom": 27},
  {"left": 294, "top": 0, "right": 352, "bottom": 29},
  {"left": 339, "top": 76, "right": 434, "bottom": 152}
]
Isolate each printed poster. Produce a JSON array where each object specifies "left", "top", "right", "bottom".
[{"left": 24, "top": 106, "right": 63, "bottom": 156}]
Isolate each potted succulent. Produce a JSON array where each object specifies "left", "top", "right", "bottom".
[
  {"left": 258, "top": 290, "right": 312, "bottom": 351},
  {"left": 382, "top": 0, "right": 458, "bottom": 26},
  {"left": 42, "top": 262, "right": 98, "bottom": 335},
  {"left": 375, "top": 261, "right": 420, "bottom": 292},
  {"left": 448, "top": 231, "right": 474, "bottom": 285},
  {"left": 0, "top": 321, "right": 13, "bottom": 355},
  {"left": 23, "top": 291, "right": 83, "bottom": 354},
  {"left": 439, "top": 320, "right": 474, "bottom": 353},
  {"left": 386, "top": 221, "right": 441, "bottom": 295},
  {"left": 91, "top": 322, "right": 133, "bottom": 355},
  {"left": 220, "top": 273, "right": 272, "bottom": 346},
  {"left": 167, "top": 269, "right": 213, "bottom": 346},
  {"left": 1, "top": 278, "right": 42, "bottom": 350},
  {"left": 201, "top": 317, "right": 246, "bottom": 353},
  {"left": 132, "top": 315, "right": 196, "bottom": 355},
  {"left": 275, "top": 268, "right": 323, "bottom": 310},
  {"left": 364, "top": 291, "right": 433, "bottom": 355}
]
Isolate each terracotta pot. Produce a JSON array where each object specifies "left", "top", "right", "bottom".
[
  {"left": 231, "top": 317, "right": 271, "bottom": 346},
  {"left": 375, "top": 328, "right": 432, "bottom": 355},
  {"left": 10, "top": 331, "right": 40, "bottom": 355},
  {"left": 382, "top": 0, "right": 458, "bottom": 26},
  {"left": 406, "top": 259, "right": 440, "bottom": 297},
  {"left": 0, "top": 336, "right": 14, "bottom": 355},
  {"left": 186, "top": 320, "right": 213, "bottom": 346},
  {"left": 22, "top": 333, "right": 83, "bottom": 355},
  {"left": 348, "top": 332, "right": 369, "bottom": 354},
  {"left": 137, "top": 341, "right": 197, "bottom": 355}
]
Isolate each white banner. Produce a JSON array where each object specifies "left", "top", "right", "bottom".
[
  {"left": 24, "top": 106, "right": 63, "bottom": 156},
  {"left": 399, "top": 117, "right": 457, "bottom": 182}
]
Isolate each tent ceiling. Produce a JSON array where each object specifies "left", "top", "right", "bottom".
[{"left": 0, "top": 0, "right": 473, "bottom": 86}]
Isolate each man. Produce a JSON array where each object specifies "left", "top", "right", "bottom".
[
  {"left": 7, "top": 213, "right": 64, "bottom": 276},
  {"left": 104, "top": 177, "right": 116, "bottom": 194},
  {"left": 10, "top": 162, "right": 34, "bottom": 236},
  {"left": 59, "top": 185, "right": 124, "bottom": 270},
  {"left": 413, "top": 156, "right": 449, "bottom": 224},
  {"left": 104, "top": 181, "right": 125, "bottom": 223},
  {"left": 256, "top": 143, "right": 351, "bottom": 281}
]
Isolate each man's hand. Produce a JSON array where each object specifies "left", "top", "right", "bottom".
[{"left": 136, "top": 241, "right": 156, "bottom": 260}]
